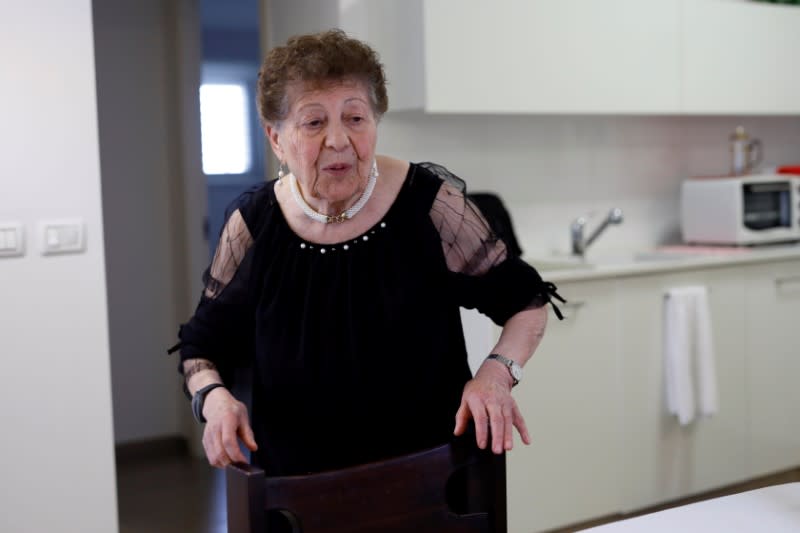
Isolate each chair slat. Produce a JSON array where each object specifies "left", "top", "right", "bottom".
[{"left": 226, "top": 437, "right": 506, "bottom": 533}]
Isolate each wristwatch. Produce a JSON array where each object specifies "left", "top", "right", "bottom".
[
  {"left": 191, "top": 382, "right": 225, "bottom": 424},
  {"left": 486, "top": 354, "right": 522, "bottom": 387}
]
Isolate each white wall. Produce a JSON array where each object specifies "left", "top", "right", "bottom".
[{"left": 0, "top": 1, "right": 118, "bottom": 531}]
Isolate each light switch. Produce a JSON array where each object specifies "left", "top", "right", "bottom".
[
  {"left": 0, "top": 222, "right": 25, "bottom": 258},
  {"left": 39, "top": 219, "right": 86, "bottom": 255},
  {"left": 46, "top": 228, "right": 60, "bottom": 247},
  {"left": 61, "top": 226, "right": 80, "bottom": 246}
]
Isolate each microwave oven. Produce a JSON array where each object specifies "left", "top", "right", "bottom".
[{"left": 681, "top": 174, "right": 800, "bottom": 245}]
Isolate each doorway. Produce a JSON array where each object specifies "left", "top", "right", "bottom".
[{"left": 199, "top": 0, "right": 267, "bottom": 258}]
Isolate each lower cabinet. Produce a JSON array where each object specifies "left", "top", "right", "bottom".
[
  {"left": 743, "top": 260, "right": 800, "bottom": 478},
  {"left": 617, "top": 268, "right": 749, "bottom": 511},
  {"left": 472, "top": 259, "right": 800, "bottom": 532},
  {"left": 500, "top": 279, "right": 622, "bottom": 533}
]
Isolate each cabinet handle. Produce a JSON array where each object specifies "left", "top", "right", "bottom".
[
  {"left": 775, "top": 276, "right": 800, "bottom": 291},
  {"left": 554, "top": 300, "right": 585, "bottom": 319}
]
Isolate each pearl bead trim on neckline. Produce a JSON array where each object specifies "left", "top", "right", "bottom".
[{"left": 298, "top": 221, "right": 388, "bottom": 254}]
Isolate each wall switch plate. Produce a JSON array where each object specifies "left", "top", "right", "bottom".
[
  {"left": 39, "top": 219, "right": 86, "bottom": 255},
  {"left": 0, "top": 222, "right": 25, "bottom": 258}
]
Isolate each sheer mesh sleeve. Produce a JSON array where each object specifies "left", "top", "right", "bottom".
[
  {"left": 430, "top": 175, "right": 508, "bottom": 276},
  {"left": 422, "top": 162, "right": 565, "bottom": 324},
  {"left": 169, "top": 200, "right": 259, "bottom": 381},
  {"left": 204, "top": 209, "right": 254, "bottom": 300}
]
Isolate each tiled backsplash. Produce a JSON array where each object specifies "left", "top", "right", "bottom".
[{"left": 378, "top": 114, "right": 800, "bottom": 256}]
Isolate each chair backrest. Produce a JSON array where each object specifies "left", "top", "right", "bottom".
[{"left": 226, "top": 436, "right": 507, "bottom": 533}]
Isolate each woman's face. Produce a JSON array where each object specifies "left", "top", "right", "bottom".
[{"left": 267, "top": 79, "right": 378, "bottom": 207}]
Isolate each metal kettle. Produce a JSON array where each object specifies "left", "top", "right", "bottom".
[{"left": 729, "top": 126, "right": 762, "bottom": 175}]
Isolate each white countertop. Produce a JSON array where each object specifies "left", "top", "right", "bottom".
[
  {"left": 527, "top": 242, "right": 800, "bottom": 283},
  {"left": 580, "top": 482, "right": 800, "bottom": 532}
]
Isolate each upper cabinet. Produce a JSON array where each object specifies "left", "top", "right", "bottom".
[
  {"left": 682, "top": 0, "right": 800, "bottom": 114},
  {"left": 422, "top": 0, "right": 681, "bottom": 114},
  {"left": 339, "top": 0, "right": 800, "bottom": 115}
]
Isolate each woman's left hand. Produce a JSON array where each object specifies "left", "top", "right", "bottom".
[{"left": 453, "top": 361, "right": 531, "bottom": 454}]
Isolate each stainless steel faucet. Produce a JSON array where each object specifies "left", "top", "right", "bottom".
[{"left": 571, "top": 207, "right": 624, "bottom": 256}]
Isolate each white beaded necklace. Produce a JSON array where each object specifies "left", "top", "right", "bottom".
[{"left": 289, "top": 163, "right": 378, "bottom": 224}]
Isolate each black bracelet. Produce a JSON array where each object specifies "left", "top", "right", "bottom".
[{"left": 191, "top": 383, "right": 226, "bottom": 424}]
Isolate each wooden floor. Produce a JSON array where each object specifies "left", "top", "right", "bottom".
[
  {"left": 116, "top": 444, "right": 800, "bottom": 533},
  {"left": 117, "top": 453, "right": 226, "bottom": 533}
]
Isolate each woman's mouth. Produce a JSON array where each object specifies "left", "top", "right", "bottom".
[{"left": 322, "top": 163, "right": 352, "bottom": 175}]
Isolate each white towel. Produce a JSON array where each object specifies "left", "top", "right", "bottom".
[{"left": 663, "top": 286, "right": 718, "bottom": 425}]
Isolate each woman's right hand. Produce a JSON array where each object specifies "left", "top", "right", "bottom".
[{"left": 201, "top": 387, "right": 258, "bottom": 468}]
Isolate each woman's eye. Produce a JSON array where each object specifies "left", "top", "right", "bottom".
[
  {"left": 304, "top": 119, "right": 323, "bottom": 128},
  {"left": 349, "top": 116, "right": 364, "bottom": 124}
]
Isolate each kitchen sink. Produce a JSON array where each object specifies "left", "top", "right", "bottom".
[
  {"left": 526, "top": 257, "right": 596, "bottom": 271},
  {"left": 526, "top": 250, "right": 682, "bottom": 272}
]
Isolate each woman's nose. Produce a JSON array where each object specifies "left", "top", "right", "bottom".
[{"left": 324, "top": 121, "right": 350, "bottom": 151}]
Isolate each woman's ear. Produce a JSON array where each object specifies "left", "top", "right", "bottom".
[{"left": 265, "top": 124, "right": 283, "bottom": 161}]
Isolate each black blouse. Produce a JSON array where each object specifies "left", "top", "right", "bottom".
[{"left": 176, "top": 162, "right": 561, "bottom": 475}]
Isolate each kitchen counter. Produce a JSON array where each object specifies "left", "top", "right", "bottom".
[{"left": 527, "top": 242, "right": 800, "bottom": 282}]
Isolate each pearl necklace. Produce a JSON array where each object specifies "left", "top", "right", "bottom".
[{"left": 289, "top": 164, "right": 378, "bottom": 224}]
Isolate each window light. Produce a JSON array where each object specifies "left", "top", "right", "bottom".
[{"left": 199, "top": 83, "right": 252, "bottom": 175}]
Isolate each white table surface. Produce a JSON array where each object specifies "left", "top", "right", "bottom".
[{"left": 581, "top": 483, "right": 800, "bottom": 532}]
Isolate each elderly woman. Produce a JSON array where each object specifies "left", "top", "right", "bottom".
[{"left": 173, "top": 29, "right": 563, "bottom": 475}]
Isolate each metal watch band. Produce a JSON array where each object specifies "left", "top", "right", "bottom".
[
  {"left": 191, "top": 382, "right": 225, "bottom": 424},
  {"left": 486, "top": 353, "right": 521, "bottom": 386}
]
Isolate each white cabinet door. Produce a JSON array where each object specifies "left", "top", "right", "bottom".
[
  {"left": 618, "top": 268, "right": 749, "bottom": 511},
  {"left": 501, "top": 279, "right": 621, "bottom": 533},
  {"left": 338, "top": 0, "right": 426, "bottom": 110},
  {"left": 343, "top": 0, "right": 800, "bottom": 114},
  {"left": 744, "top": 260, "right": 800, "bottom": 477},
  {"left": 423, "top": 0, "right": 681, "bottom": 114},
  {"left": 682, "top": 0, "right": 800, "bottom": 114}
]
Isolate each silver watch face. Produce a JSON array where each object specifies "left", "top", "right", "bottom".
[{"left": 510, "top": 363, "right": 523, "bottom": 382}]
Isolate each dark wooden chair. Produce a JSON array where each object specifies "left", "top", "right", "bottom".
[{"left": 226, "top": 435, "right": 507, "bottom": 533}]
